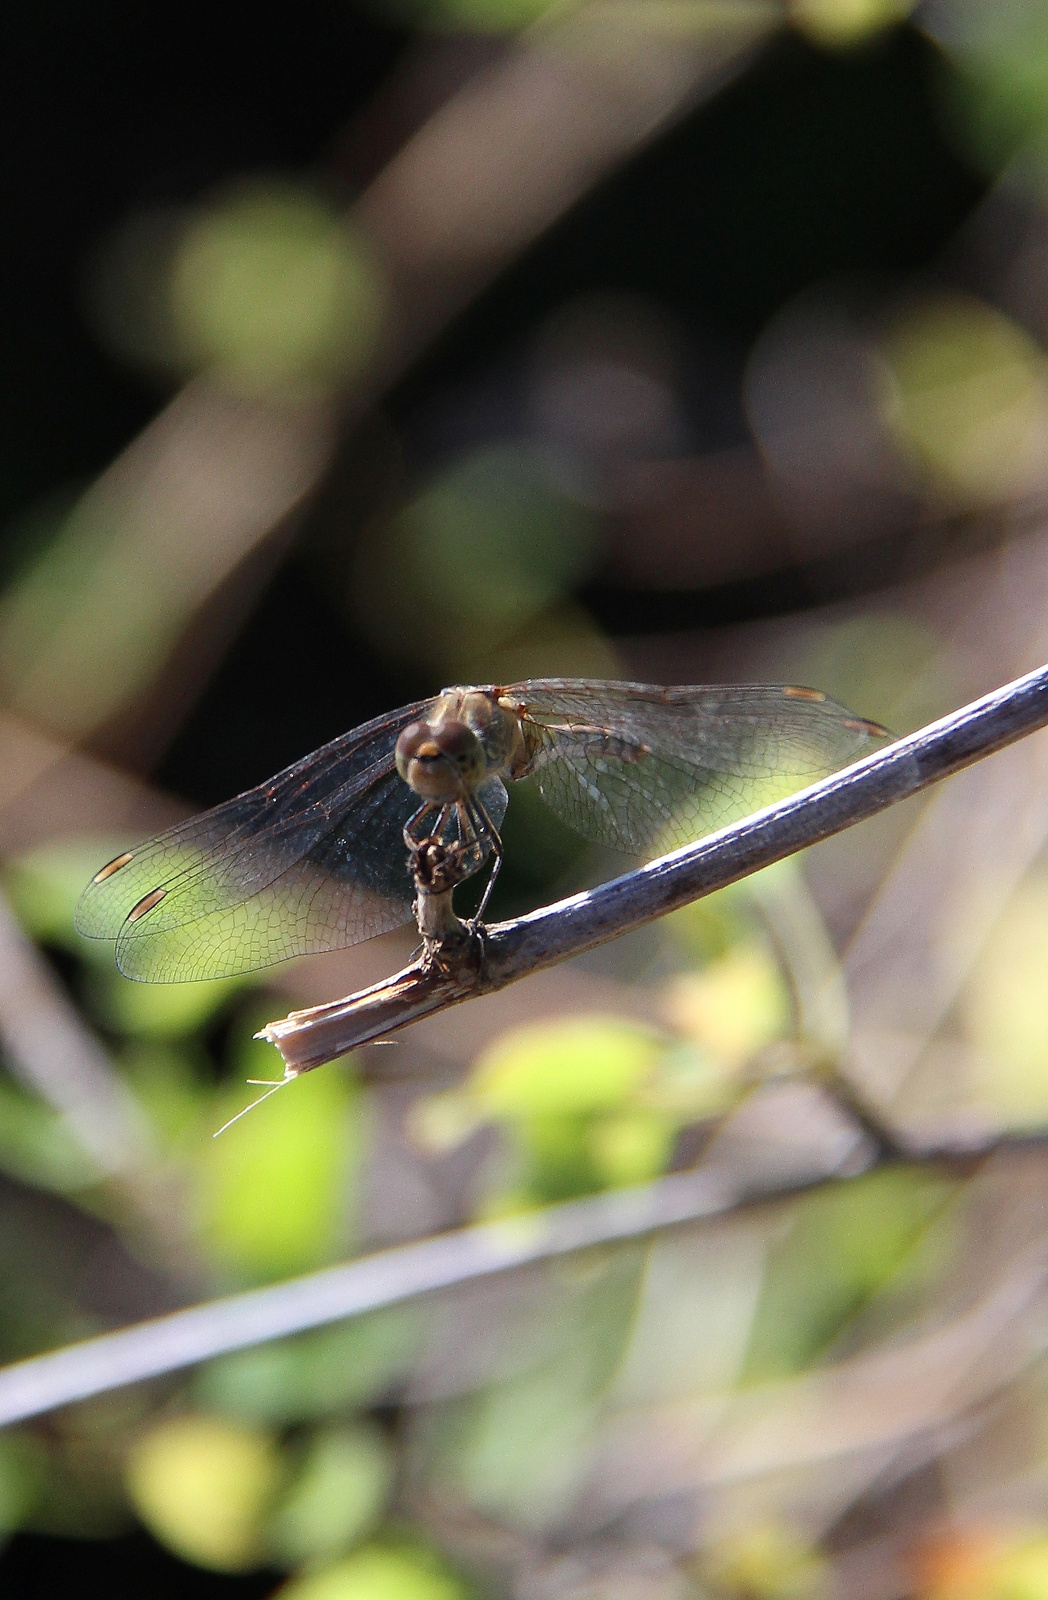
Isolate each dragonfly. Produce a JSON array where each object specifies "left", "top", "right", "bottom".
[{"left": 76, "top": 678, "right": 888, "bottom": 983}]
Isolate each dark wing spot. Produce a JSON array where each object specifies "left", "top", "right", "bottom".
[
  {"left": 92, "top": 851, "right": 134, "bottom": 884},
  {"left": 127, "top": 887, "right": 167, "bottom": 923},
  {"left": 843, "top": 716, "right": 891, "bottom": 738}
]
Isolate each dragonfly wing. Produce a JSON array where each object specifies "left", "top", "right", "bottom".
[
  {"left": 113, "top": 770, "right": 421, "bottom": 981},
  {"left": 115, "top": 773, "right": 511, "bottom": 982},
  {"left": 76, "top": 700, "right": 432, "bottom": 980},
  {"left": 505, "top": 679, "right": 887, "bottom": 854}
]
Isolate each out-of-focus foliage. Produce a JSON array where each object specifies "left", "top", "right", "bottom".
[
  {"left": 927, "top": 2, "right": 1048, "bottom": 182},
  {"left": 881, "top": 292, "right": 1048, "bottom": 503},
  {"left": 411, "top": 991, "right": 762, "bottom": 1207},
  {"left": 277, "top": 1545, "right": 469, "bottom": 1600},
  {"left": 349, "top": 444, "right": 610, "bottom": 683},
  {"left": 7, "top": 2, "right": 1048, "bottom": 1595},
  {"left": 91, "top": 182, "right": 386, "bottom": 394},
  {"left": 742, "top": 1166, "right": 954, "bottom": 1381},
  {"left": 126, "top": 1413, "right": 284, "bottom": 1571},
  {"left": 267, "top": 1423, "right": 394, "bottom": 1566},
  {"left": 961, "top": 877, "right": 1048, "bottom": 1123},
  {"left": 194, "top": 1043, "right": 362, "bottom": 1282},
  {"left": 791, "top": 0, "right": 914, "bottom": 50},
  {"left": 196, "top": 1312, "right": 423, "bottom": 1425}
]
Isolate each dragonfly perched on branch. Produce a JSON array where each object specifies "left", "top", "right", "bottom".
[{"left": 77, "top": 679, "right": 887, "bottom": 983}]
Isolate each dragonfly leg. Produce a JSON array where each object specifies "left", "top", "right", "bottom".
[
  {"left": 403, "top": 801, "right": 449, "bottom": 853},
  {"left": 462, "top": 793, "right": 503, "bottom": 928}
]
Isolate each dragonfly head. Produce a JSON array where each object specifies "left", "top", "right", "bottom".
[{"left": 395, "top": 718, "right": 487, "bottom": 800}]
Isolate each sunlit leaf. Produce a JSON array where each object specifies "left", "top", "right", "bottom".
[
  {"left": 268, "top": 1423, "right": 394, "bottom": 1566},
  {"left": 87, "top": 969, "right": 245, "bottom": 1039},
  {"left": 126, "top": 1414, "right": 283, "bottom": 1572},
  {"left": 586, "top": 1108, "right": 674, "bottom": 1187},
  {"left": 881, "top": 294, "right": 1048, "bottom": 503},
  {"left": 663, "top": 944, "right": 791, "bottom": 1062},
  {"left": 192, "top": 1020, "right": 363, "bottom": 1280},
  {"left": 276, "top": 1545, "right": 468, "bottom": 1600},
  {"left": 170, "top": 182, "right": 386, "bottom": 392},
  {"left": 962, "top": 880, "right": 1048, "bottom": 1122},
  {"left": 470, "top": 1015, "right": 662, "bottom": 1118}
]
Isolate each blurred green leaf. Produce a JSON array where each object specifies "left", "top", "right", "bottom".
[
  {"left": 268, "top": 1423, "right": 394, "bottom": 1566},
  {"left": 6, "top": 841, "right": 123, "bottom": 956},
  {"left": 0, "top": 1075, "right": 101, "bottom": 1193},
  {"left": 277, "top": 1544, "right": 468, "bottom": 1600},
  {"left": 586, "top": 1107, "right": 675, "bottom": 1188},
  {"left": 169, "top": 182, "right": 386, "bottom": 391},
  {"left": 962, "top": 879, "right": 1048, "bottom": 1123},
  {"left": 443, "top": 1015, "right": 670, "bottom": 1204},
  {"left": 192, "top": 1019, "right": 363, "bottom": 1280},
  {"left": 197, "top": 1309, "right": 423, "bottom": 1424},
  {"left": 126, "top": 1412, "right": 283, "bottom": 1572},
  {"left": 0, "top": 1431, "right": 47, "bottom": 1540},
  {"left": 86, "top": 969, "right": 245, "bottom": 1040},
  {"left": 881, "top": 294, "right": 1048, "bottom": 504},
  {"left": 663, "top": 943, "right": 791, "bottom": 1063},
  {"left": 425, "top": 1252, "right": 638, "bottom": 1529},
  {"left": 743, "top": 1168, "right": 954, "bottom": 1381},
  {"left": 471, "top": 1015, "right": 661, "bottom": 1118},
  {"left": 119, "top": 1041, "right": 211, "bottom": 1146},
  {"left": 436, "top": 1357, "right": 599, "bottom": 1531}
]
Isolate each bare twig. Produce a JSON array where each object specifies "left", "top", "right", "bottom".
[
  {"left": 263, "top": 659, "right": 1048, "bottom": 1075},
  {"left": 0, "top": 1165, "right": 766, "bottom": 1427},
  {"left": 2, "top": 1117, "right": 1046, "bottom": 1428}
]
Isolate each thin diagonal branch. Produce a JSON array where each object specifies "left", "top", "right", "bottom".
[
  {"left": 2, "top": 1118, "right": 1047, "bottom": 1428},
  {"left": 0, "top": 1165, "right": 774, "bottom": 1427},
  {"left": 263, "top": 659, "right": 1048, "bottom": 1075}
]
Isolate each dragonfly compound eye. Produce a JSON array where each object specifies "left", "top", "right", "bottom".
[{"left": 395, "top": 719, "right": 485, "bottom": 799}]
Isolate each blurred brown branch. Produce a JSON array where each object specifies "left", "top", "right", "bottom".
[{"left": 263, "top": 658, "right": 1048, "bottom": 1076}]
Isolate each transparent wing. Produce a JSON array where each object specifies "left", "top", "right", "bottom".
[
  {"left": 113, "top": 772, "right": 510, "bottom": 984},
  {"left": 503, "top": 678, "right": 888, "bottom": 854},
  {"left": 76, "top": 700, "right": 435, "bottom": 981}
]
